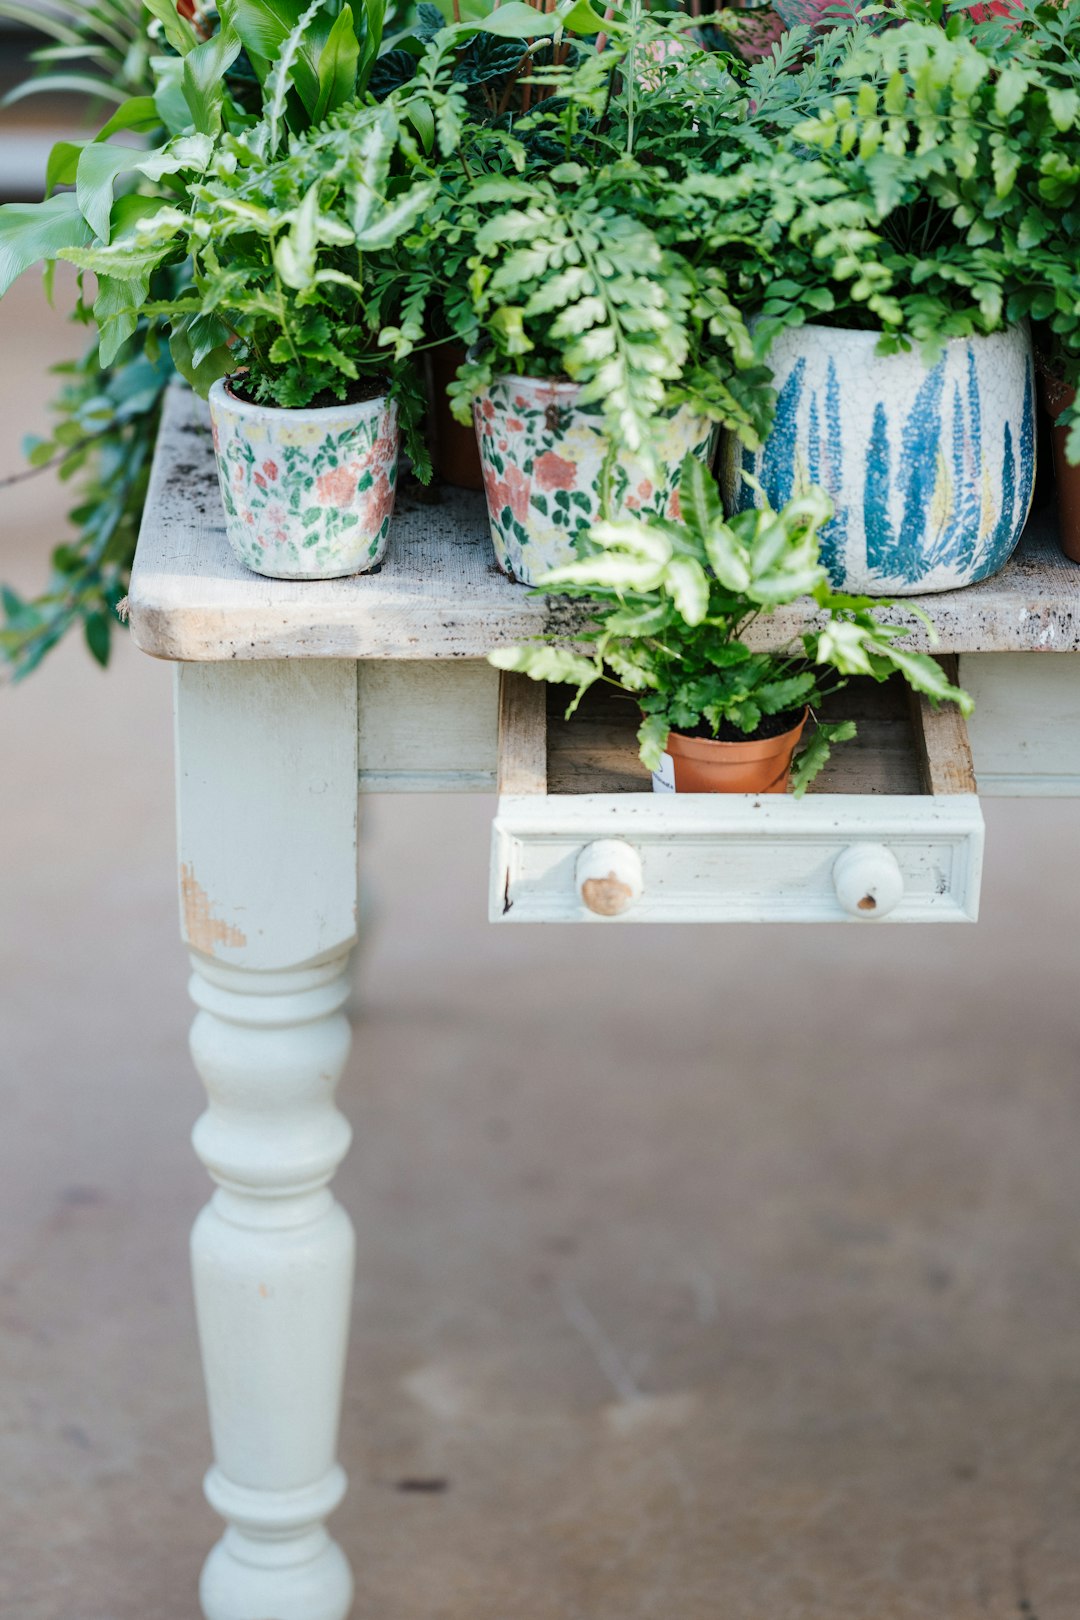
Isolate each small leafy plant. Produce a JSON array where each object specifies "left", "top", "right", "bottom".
[
  {"left": 0, "top": 0, "right": 456, "bottom": 675},
  {"left": 51, "top": 99, "right": 439, "bottom": 466},
  {"left": 0, "top": 0, "right": 405, "bottom": 675},
  {"left": 491, "top": 455, "right": 972, "bottom": 793},
  {"left": 641, "top": 0, "right": 1079, "bottom": 464},
  {"left": 387, "top": 16, "right": 777, "bottom": 461},
  {"left": 710, "top": 0, "right": 1080, "bottom": 457}
]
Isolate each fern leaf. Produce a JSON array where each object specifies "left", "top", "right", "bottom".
[{"left": 266, "top": 0, "right": 327, "bottom": 153}]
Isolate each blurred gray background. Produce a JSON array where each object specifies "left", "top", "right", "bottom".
[{"left": 2, "top": 73, "right": 1080, "bottom": 1620}]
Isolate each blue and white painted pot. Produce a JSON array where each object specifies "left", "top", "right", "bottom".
[{"left": 721, "top": 323, "right": 1036, "bottom": 595}]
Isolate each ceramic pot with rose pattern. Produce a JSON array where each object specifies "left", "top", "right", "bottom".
[
  {"left": 208, "top": 379, "right": 399, "bottom": 580},
  {"left": 473, "top": 374, "right": 715, "bottom": 585}
]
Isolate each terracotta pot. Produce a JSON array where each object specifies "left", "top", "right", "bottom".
[
  {"left": 427, "top": 343, "right": 484, "bottom": 491},
  {"left": 652, "top": 711, "right": 807, "bottom": 795},
  {"left": 1039, "top": 372, "right": 1080, "bottom": 565},
  {"left": 208, "top": 379, "right": 398, "bottom": 579},
  {"left": 475, "top": 372, "right": 715, "bottom": 585}
]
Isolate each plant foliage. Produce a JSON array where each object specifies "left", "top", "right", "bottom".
[
  {"left": 0, "top": 0, "right": 436, "bottom": 675},
  {"left": 492, "top": 455, "right": 972, "bottom": 792},
  {"left": 2, "top": 0, "right": 1079, "bottom": 683},
  {"left": 0, "top": 0, "right": 170, "bottom": 677},
  {"left": 383, "top": 15, "right": 779, "bottom": 462},
  {"left": 0, "top": 0, "right": 152, "bottom": 107},
  {"left": 77, "top": 98, "right": 440, "bottom": 451}
]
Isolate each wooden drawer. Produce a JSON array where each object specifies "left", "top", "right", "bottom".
[{"left": 490, "top": 668, "right": 984, "bottom": 924}]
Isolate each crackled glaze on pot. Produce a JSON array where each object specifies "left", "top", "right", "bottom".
[
  {"left": 721, "top": 324, "right": 1036, "bottom": 595},
  {"left": 475, "top": 374, "right": 715, "bottom": 585},
  {"left": 209, "top": 379, "right": 398, "bottom": 580}
]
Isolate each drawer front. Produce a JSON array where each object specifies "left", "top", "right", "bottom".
[{"left": 491, "top": 794, "right": 984, "bottom": 924}]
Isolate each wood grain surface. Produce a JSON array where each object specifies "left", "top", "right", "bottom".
[{"left": 130, "top": 388, "right": 1080, "bottom": 663}]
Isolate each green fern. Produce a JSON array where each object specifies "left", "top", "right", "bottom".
[{"left": 466, "top": 180, "right": 693, "bottom": 455}]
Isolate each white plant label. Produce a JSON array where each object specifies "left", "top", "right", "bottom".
[{"left": 651, "top": 752, "right": 676, "bottom": 794}]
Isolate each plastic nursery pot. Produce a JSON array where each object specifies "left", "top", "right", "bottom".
[
  {"left": 722, "top": 323, "right": 1037, "bottom": 595},
  {"left": 426, "top": 342, "right": 484, "bottom": 491},
  {"left": 651, "top": 711, "right": 808, "bottom": 795},
  {"left": 208, "top": 378, "right": 399, "bottom": 580},
  {"left": 1038, "top": 373, "right": 1080, "bottom": 565},
  {"left": 474, "top": 373, "right": 715, "bottom": 586}
]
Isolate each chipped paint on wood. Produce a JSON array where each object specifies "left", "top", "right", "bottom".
[
  {"left": 175, "top": 662, "right": 358, "bottom": 970},
  {"left": 580, "top": 874, "right": 636, "bottom": 917},
  {"left": 180, "top": 864, "right": 247, "bottom": 954},
  {"left": 174, "top": 658, "right": 361, "bottom": 1611},
  {"left": 574, "top": 840, "right": 644, "bottom": 919},
  {"left": 493, "top": 796, "right": 983, "bottom": 923}
]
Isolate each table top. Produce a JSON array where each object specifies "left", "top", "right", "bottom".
[{"left": 129, "top": 386, "right": 1080, "bottom": 663}]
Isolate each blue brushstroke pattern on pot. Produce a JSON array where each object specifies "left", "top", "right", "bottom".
[{"left": 721, "top": 323, "right": 1036, "bottom": 594}]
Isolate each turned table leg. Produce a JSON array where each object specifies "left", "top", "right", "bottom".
[{"left": 175, "top": 661, "right": 360, "bottom": 1620}]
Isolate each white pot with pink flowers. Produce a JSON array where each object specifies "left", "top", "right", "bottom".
[
  {"left": 208, "top": 379, "right": 399, "bottom": 580},
  {"left": 473, "top": 374, "right": 715, "bottom": 586}
]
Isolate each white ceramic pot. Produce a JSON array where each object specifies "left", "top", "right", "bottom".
[
  {"left": 721, "top": 323, "right": 1036, "bottom": 594},
  {"left": 474, "top": 374, "right": 715, "bottom": 585},
  {"left": 208, "top": 379, "right": 399, "bottom": 580}
]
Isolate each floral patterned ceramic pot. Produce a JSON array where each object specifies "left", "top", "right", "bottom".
[
  {"left": 208, "top": 379, "right": 399, "bottom": 580},
  {"left": 721, "top": 323, "right": 1036, "bottom": 595},
  {"left": 474, "top": 374, "right": 715, "bottom": 585}
]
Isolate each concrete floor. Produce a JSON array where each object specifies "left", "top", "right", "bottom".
[{"left": 2, "top": 273, "right": 1079, "bottom": 1620}]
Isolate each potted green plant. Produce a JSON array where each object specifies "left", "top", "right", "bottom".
[
  {"left": 389, "top": 16, "right": 774, "bottom": 585},
  {"left": 51, "top": 95, "right": 439, "bottom": 579},
  {"left": 491, "top": 455, "right": 972, "bottom": 793},
  {"left": 461, "top": 151, "right": 723, "bottom": 589},
  {"left": 388, "top": 0, "right": 611, "bottom": 492},
  {"left": 0, "top": 0, "right": 449, "bottom": 643},
  {"left": 679, "top": 8, "right": 1078, "bottom": 595}
]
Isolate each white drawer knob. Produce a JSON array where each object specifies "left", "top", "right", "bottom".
[
  {"left": 833, "top": 843, "right": 904, "bottom": 919},
  {"left": 576, "top": 840, "right": 644, "bottom": 917}
]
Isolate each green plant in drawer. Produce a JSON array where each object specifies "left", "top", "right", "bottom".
[{"left": 492, "top": 456, "right": 972, "bottom": 794}]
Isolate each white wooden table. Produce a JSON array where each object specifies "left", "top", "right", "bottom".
[{"left": 129, "top": 388, "right": 1080, "bottom": 1620}]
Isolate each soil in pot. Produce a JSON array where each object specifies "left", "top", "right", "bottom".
[
  {"left": 1038, "top": 372, "right": 1080, "bottom": 565},
  {"left": 226, "top": 374, "right": 388, "bottom": 409},
  {"left": 208, "top": 377, "right": 399, "bottom": 581},
  {"left": 426, "top": 343, "right": 484, "bottom": 491},
  {"left": 653, "top": 709, "right": 807, "bottom": 794}
]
